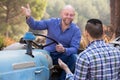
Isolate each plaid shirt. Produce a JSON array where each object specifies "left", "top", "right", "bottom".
[{"left": 66, "top": 40, "right": 120, "bottom": 80}]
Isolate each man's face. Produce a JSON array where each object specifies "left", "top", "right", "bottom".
[{"left": 61, "top": 9, "right": 75, "bottom": 25}]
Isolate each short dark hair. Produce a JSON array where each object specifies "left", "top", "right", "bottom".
[{"left": 85, "top": 19, "right": 103, "bottom": 38}]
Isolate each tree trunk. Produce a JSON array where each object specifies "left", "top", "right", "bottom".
[
  {"left": 110, "top": 0, "right": 120, "bottom": 38},
  {"left": 115, "top": 0, "right": 120, "bottom": 29},
  {"left": 110, "top": 0, "right": 115, "bottom": 31}
]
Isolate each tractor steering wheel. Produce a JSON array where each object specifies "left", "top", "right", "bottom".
[{"left": 32, "top": 33, "right": 59, "bottom": 49}]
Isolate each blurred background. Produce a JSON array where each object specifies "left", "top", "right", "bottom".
[{"left": 0, "top": 0, "right": 119, "bottom": 50}]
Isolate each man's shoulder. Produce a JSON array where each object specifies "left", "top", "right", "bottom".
[
  {"left": 78, "top": 49, "right": 91, "bottom": 63},
  {"left": 70, "top": 23, "right": 80, "bottom": 30},
  {"left": 69, "top": 24, "right": 78, "bottom": 31},
  {"left": 71, "top": 22, "right": 78, "bottom": 27},
  {"left": 78, "top": 48, "right": 91, "bottom": 58},
  {"left": 49, "top": 18, "right": 60, "bottom": 21},
  {"left": 47, "top": 18, "right": 61, "bottom": 24}
]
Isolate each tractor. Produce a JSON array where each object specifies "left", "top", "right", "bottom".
[{"left": 0, "top": 32, "right": 63, "bottom": 80}]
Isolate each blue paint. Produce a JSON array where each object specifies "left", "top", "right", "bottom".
[
  {"left": 23, "top": 32, "right": 36, "bottom": 40},
  {"left": 0, "top": 49, "right": 50, "bottom": 80}
]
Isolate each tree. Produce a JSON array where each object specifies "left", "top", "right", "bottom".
[
  {"left": 46, "top": 0, "right": 65, "bottom": 18},
  {"left": 110, "top": 0, "right": 120, "bottom": 38},
  {"left": 92, "top": 0, "right": 110, "bottom": 25},
  {"left": 0, "top": 0, "right": 47, "bottom": 40}
]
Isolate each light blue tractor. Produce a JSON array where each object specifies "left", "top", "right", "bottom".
[{"left": 0, "top": 32, "right": 60, "bottom": 80}]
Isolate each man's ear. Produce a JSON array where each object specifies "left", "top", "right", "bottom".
[
  {"left": 85, "top": 30, "right": 92, "bottom": 40},
  {"left": 85, "top": 30, "right": 89, "bottom": 37}
]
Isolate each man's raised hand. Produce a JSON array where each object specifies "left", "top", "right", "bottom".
[{"left": 21, "top": 4, "right": 31, "bottom": 18}]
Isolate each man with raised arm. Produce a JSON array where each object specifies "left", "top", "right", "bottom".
[{"left": 21, "top": 4, "right": 81, "bottom": 80}]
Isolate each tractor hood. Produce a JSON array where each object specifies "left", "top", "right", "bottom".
[{"left": 0, "top": 49, "right": 52, "bottom": 80}]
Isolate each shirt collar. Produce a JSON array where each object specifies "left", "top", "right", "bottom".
[
  {"left": 86, "top": 40, "right": 104, "bottom": 48},
  {"left": 59, "top": 18, "right": 72, "bottom": 30}
]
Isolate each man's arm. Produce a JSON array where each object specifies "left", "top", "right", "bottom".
[
  {"left": 58, "top": 58, "right": 74, "bottom": 80},
  {"left": 58, "top": 52, "right": 89, "bottom": 80},
  {"left": 21, "top": 4, "right": 48, "bottom": 30}
]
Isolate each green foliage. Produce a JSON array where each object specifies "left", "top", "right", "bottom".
[
  {"left": 31, "top": 0, "right": 47, "bottom": 19},
  {"left": 0, "top": 0, "right": 110, "bottom": 40},
  {"left": 0, "top": 0, "right": 47, "bottom": 41},
  {"left": 46, "top": 0, "right": 65, "bottom": 17}
]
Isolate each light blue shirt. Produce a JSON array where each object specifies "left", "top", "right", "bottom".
[{"left": 26, "top": 17, "right": 81, "bottom": 56}]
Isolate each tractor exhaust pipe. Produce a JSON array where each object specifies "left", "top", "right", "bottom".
[{"left": 23, "top": 32, "right": 36, "bottom": 58}]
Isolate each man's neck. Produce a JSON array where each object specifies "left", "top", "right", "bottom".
[
  {"left": 61, "top": 23, "right": 69, "bottom": 32},
  {"left": 89, "top": 37, "right": 102, "bottom": 43}
]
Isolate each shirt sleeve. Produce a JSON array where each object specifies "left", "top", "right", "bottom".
[
  {"left": 66, "top": 73, "right": 74, "bottom": 80},
  {"left": 26, "top": 16, "right": 49, "bottom": 30},
  {"left": 65, "top": 29, "right": 81, "bottom": 56}
]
